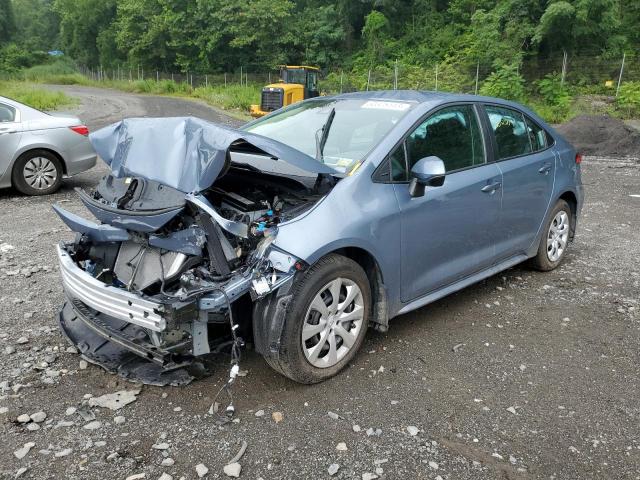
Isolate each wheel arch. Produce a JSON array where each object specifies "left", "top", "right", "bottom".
[
  {"left": 558, "top": 190, "right": 577, "bottom": 239},
  {"left": 526, "top": 187, "right": 580, "bottom": 258},
  {"left": 12, "top": 147, "right": 68, "bottom": 182},
  {"left": 324, "top": 246, "right": 389, "bottom": 332}
]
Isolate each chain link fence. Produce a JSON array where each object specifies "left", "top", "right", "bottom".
[
  {"left": 79, "top": 52, "right": 638, "bottom": 96},
  {"left": 78, "top": 66, "right": 279, "bottom": 88},
  {"left": 329, "top": 54, "right": 638, "bottom": 96}
]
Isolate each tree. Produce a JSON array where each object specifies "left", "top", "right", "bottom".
[
  {"left": 0, "top": 0, "right": 16, "bottom": 44},
  {"left": 209, "top": 0, "right": 295, "bottom": 69},
  {"left": 292, "top": 3, "right": 346, "bottom": 67},
  {"left": 535, "top": 0, "right": 622, "bottom": 55},
  {"left": 12, "top": 0, "right": 59, "bottom": 51},
  {"left": 114, "top": 0, "right": 179, "bottom": 71},
  {"left": 361, "top": 10, "right": 390, "bottom": 66},
  {"left": 54, "top": 0, "right": 117, "bottom": 67}
]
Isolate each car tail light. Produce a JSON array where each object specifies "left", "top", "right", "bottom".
[
  {"left": 575, "top": 153, "right": 582, "bottom": 164},
  {"left": 69, "top": 125, "right": 89, "bottom": 136}
]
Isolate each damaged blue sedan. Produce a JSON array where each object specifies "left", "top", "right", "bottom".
[{"left": 54, "top": 91, "right": 583, "bottom": 384}]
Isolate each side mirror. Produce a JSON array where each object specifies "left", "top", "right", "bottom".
[{"left": 408, "top": 156, "right": 446, "bottom": 197}]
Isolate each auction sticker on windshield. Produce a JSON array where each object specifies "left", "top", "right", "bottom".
[{"left": 361, "top": 100, "right": 412, "bottom": 111}]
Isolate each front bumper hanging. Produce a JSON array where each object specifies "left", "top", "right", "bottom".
[
  {"left": 58, "top": 300, "right": 205, "bottom": 386},
  {"left": 57, "top": 243, "right": 166, "bottom": 332},
  {"left": 56, "top": 240, "right": 297, "bottom": 385}
]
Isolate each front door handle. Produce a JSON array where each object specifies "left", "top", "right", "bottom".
[
  {"left": 538, "top": 163, "right": 552, "bottom": 174},
  {"left": 481, "top": 182, "right": 501, "bottom": 193}
]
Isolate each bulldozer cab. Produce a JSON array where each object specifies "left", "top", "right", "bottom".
[
  {"left": 250, "top": 65, "right": 320, "bottom": 118},
  {"left": 280, "top": 66, "right": 320, "bottom": 99}
]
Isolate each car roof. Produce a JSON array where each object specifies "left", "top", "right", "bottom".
[{"left": 328, "top": 90, "right": 546, "bottom": 125}]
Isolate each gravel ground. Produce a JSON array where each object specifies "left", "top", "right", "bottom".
[{"left": 0, "top": 86, "right": 639, "bottom": 480}]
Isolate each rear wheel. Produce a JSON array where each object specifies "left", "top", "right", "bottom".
[
  {"left": 262, "top": 254, "right": 371, "bottom": 384},
  {"left": 12, "top": 149, "right": 63, "bottom": 195},
  {"left": 530, "top": 199, "right": 572, "bottom": 271}
]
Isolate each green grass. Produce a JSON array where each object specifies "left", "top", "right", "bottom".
[
  {"left": 0, "top": 80, "right": 78, "bottom": 110},
  {"left": 21, "top": 59, "right": 88, "bottom": 85},
  {"left": 15, "top": 61, "right": 636, "bottom": 124},
  {"left": 192, "top": 84, "right": 260, "bottom": 111}
]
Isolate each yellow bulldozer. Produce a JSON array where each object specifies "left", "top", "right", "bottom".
[{"left": 250, "top": 65, "right": 320, "bottom": 118}]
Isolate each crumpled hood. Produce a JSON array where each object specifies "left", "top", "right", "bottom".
[{"left": 90, "top": 116, "right": 337, "bottom": 193}]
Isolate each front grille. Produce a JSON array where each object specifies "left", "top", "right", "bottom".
[{"left": 261, "top": 88, "right": 284, "bottom": 112}]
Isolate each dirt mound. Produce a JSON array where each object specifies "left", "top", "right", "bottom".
[{"left": 556, "top": 115, "right": 640, "bottom": 157}]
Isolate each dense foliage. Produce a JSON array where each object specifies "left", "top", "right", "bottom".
[
  {"left": 1, "top": 0, "right": 639, "bottom": 120},
  {"left": 0, "top": 0, "right": 638, "bottom": 74}
]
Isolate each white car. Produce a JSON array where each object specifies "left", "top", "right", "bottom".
[{"left": 0, "top": 95, "right": 96, "bottom": 195}]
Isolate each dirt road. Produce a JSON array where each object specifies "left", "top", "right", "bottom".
[{"left": 0, "top": 86, "right": 639, "bottom": 480}]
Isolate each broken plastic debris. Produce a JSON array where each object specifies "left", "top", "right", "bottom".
[
  {"left": 251, "top": 277, "right": 271, "bottom": 296},
  {"left": 88, "top": 389, "right": 141, "bottom": 410},
  {"left": 229, "top": 441, "right": 248, "bottom": 464},
  {"left": 0, "top": 243, "right": 15, "bottom": 253}
]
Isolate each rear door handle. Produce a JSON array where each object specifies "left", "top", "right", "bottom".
[
  {"left": 538, "top": 163, "right": 552, "bottom": 174},
  {"left": 0, "top": 128, "right": 16, "bottom": 135},
  {"left": 481, "top": 182, "right": 501, "bottom": 193}
]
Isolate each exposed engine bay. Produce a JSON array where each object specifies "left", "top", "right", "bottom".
[
  {"left": 55, "top": 146, "right": 336, "bottom": 385},
  {"left": 76, "top": 165, "right": 328, "bottom": 293}
]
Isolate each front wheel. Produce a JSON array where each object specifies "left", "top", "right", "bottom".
[
  {"left": 262, "top": 254, "right": 371, "bottom": 384},
  {"left": 530, "top": 199, "right": 572, "bottom": 271}
]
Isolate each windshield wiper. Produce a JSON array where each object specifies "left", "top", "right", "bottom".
[{"left": 315, "top": 107, "right": 336, "bottom": 162}]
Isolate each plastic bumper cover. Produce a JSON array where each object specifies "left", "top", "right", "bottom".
[{"left": 56, "top": 242, "right": 166, "bottom": 332}]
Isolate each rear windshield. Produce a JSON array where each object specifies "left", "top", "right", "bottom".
[{"left": 243, "top": 98, "right": 414, "bottom": 173}]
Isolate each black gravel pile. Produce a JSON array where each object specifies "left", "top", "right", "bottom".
[{"left": 557, "top": 114, "right": 640, "bottom": 157}]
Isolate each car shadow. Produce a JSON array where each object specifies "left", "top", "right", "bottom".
[{"left": 187, "top": 260, "right": 547, "bottom": 402}]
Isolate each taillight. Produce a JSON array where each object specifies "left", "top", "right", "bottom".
[
  {"left": 70, "top": 125, "right": 89, "bottom": 136},
  {"left": 575, "top": 153, "right": 582, "bottom": 164}
]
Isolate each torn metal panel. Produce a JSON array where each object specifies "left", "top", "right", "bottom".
[
  {"left": 89, "top": 117, "right": 337, "bottom": 193},
  {"left": 77, "top": 188, "right": 183, "bottom": 233},
  {"left": 53, "top": 205, "right": 130, "bottom": 242},
  {"left": 186, "top": 193, "right": 249, "bottom": 239},
  {"left": 148, "top": 226, "right": 206, "bottom": 256}
]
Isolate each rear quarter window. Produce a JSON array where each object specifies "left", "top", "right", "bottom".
[
  {"left": 525, "top": 116, "right": 547, "bottom": 151},
  {"left": 0, "top": 103, "right": 16, "bottom": 123}
]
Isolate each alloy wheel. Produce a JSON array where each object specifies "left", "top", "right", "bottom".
[
  {"left": 23, "top": 157, "right": 58, "bottom": 190},
  {"left": 302, "top": 277, "right": 365, "bottom": 368},
  {"left": 547, "top": 210, "right": 569, "bottom": 262}
]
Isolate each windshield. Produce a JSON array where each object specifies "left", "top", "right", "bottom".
[
  {"left": 243, "top": 98, "right": 413, "bottom": 173},
  {"left": 284, "top": 68, "right": 306, "bottom": 84}
]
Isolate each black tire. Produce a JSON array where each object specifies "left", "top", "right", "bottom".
[
  {"left": 262, "top": 254, "right": 371, "bottom": 384},
  {"left": 529, "top": 199, "right": 572, "bottom": 271},
  {"left": 12, "top": 149, "right": 63, "bottom": 195}
]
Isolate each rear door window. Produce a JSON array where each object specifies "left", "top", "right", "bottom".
[
  {"left": 485, "top": 105, "right": 532, "bottom": 159},
  {"left": 0, "top": 103, "right": 16, "bottom": 123}
]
